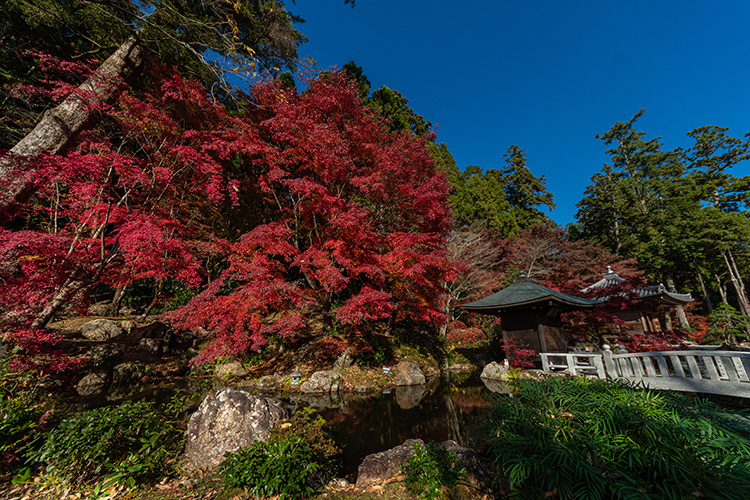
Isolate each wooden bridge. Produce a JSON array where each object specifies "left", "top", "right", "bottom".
[{"left": 540, "top": 345, "right": 750, "bottom": 398}]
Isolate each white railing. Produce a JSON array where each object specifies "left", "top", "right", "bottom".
[
  {"left": 540, "top": 346, "right": 750, "bottom": 398},
  {"left": 541, "top": 352, "right": 606, "bottom": 377}
]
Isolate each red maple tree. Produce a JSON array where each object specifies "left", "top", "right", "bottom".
[
  {"left": 0, "top": 63, "right": 243, "bottom": 360},
  {"left": 2, "top": 63, "right": 454, "bottom": 366},
  {"left": 168, "top": 73, "right": 453, "bottom": 363}
]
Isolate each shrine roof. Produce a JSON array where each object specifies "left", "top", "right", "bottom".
[
  {"left": 460, "top": 277, "right": 600, "bottom": 313},
  {"left": 582, "top": 267, "right": 694, "bottom": 305}
]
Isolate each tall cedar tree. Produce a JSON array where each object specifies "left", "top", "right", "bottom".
[
  {"left": 683, "top": 125, "right": 750, "bottom": 321},
  {"left": 575, "top": 112, "right": 750, "bottom": 324},
  {"left": 574, "top": 110, "right": 694, "bottom": 327},
  {"left": 500, "top": 145, "right": 555, "bottom": 230}
]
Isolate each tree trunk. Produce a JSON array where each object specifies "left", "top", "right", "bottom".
[
  {"left": 722, "top": 250, "right": 750, "bottom": 322},
  {"left": 30, "top": 278, "right": 89, "bottom": 329},
  {"left": 727, "top": 249, "right": 749, "bottom": 302},
  {"left": 694, "top": 263, "right": 713, "bottom": 314},
  {"left": 108, "top": 284, "right": 127, "bottom": 316},
  {"left": 663, "top": 273, "right": 690, "bottom": 329},
  {"left": 613, "top": 211, "right": 621, "bottom": 254},
  {"left": 0, "top": 38, "right": 143, "bottom": 220},
  {"left": 140, "top": 279, "right": 164, "bottom": 319},
  {"left": 715, "top": 274, "right": 729, "bottom": 305}
]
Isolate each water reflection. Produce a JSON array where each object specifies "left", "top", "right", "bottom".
[
  {"left": 72, "top": 367, "right": 750, "bottom": 481},
  {"left": 319, "top": 372, "right": 496, "bottom": 477},
  {"left": 481, "top": 377, "right": 513, "bottom": 395},
  {"left": 395, "top": 384, "right": 426, "bottom": 409}
]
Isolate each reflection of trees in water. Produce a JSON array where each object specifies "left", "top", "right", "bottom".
[
  {"left": 443, "top": 391, "right": 462, "bottom": 442},
  {"left": 321, "top": 377, "right": 492, "bottom": 476}
]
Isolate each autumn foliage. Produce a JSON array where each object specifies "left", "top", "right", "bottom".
[
  {"left": 0, "top": 63, "right": 453, "bottom": 364},
  {"left": 167, "top": 73, "right": 453, "bottom": 362}
]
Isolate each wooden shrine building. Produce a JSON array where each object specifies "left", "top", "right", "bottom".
[
  {"left": 460, "top": 276, "right": 600, "bottom": 354},
  {"left": 581, "top": 266, "right": 694, "bottom": 335}
]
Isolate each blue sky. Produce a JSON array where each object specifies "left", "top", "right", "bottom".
[{"left": 290, "top": 1, "right": 750, "bottom": 225}]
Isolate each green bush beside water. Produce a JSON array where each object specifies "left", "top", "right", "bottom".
[
  {"left": 219, "top": 407, "right": 340, "bottom": 499},
  {"left": 476, "top": 377, "right": 750, "bottom": 500},
  {"left": 403, "top": 442, "right": 465, "bottom": 500}
]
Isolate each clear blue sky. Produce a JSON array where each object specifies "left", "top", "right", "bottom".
[{"left": 290, "top": 1, "right": 750, "bottom": 225}]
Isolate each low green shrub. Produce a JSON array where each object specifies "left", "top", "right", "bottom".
[
  {"left": 476, "top": 377, "right": 750, "bottom": 500},
  {"left": 269, "top": 406, "right": 340, "bottom": 480},
  {"left": 403, "top": 441, "right": 466, "bottom": 500},
  {"left": 220, "top": 436, "right": 321, "bottom": 499},
  {"left": 29, "top": 400, "right": 184, "bottom": 485},
  {"left": 220, "top": 406, "right": 340, "bottom": 499},
  {"left": 0, "top": 366, "right": 46, "bottom": 473}
]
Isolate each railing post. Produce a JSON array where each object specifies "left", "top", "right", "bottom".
[
  {"left": 541, "top": 353, "right": 550, "bottom": 372},
  {"left": 568, "top": 354, "right": 577, "bottom": 376},
  {"left": 602, "top": 344, "right": 616, "bottom": 378},
  {"left": 592, "top": 355, "right": 606, "bottom": 379}
]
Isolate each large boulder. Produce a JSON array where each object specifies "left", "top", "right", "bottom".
[
  {"left": 437, "top": 440, "right": 491, "bottom": 489},
  {"left": 356, "top": 439, "right": 489, "bottom": 489},
  {"left": 138, "top": 337, "right": 162, "bottom": 355},
  {"left": 256, "top": 375, "right": 282, "bottom": 391},
  {"left": 86, "top": 301, "right": 110, "bottom": 316},
  {"left": 480, "top": 361, "right": 510, "bottom": 381},
  {"left": 184, "top": 388, "right": 288, "bottom": 471},
  {"left": 332, "top": 348, "right": 354, "bottom": 371},
  {"left": 393, "top": 360, "right": 425, "bottom": 386},
  {"left": 357, "top": 439, "right": 422, "bottom": 487},
  {"left": 80, "top": 319, "right": 123, "bottom": 342},
  {"left": 300, "top": 370, "right": 342, "bottom": 394},
  {"left": 112, "top": 362, "right": 146, "bottom": 384},
  {"left": 516, "top": 369, "right": 549, "bottom": 381}
]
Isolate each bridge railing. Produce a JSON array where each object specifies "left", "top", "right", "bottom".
[
  {"left": 540, "top": 352, "right": 606, "bottom": 377},
  {"left": 540, "top": 346, "right": 750, "bottom": 398}
]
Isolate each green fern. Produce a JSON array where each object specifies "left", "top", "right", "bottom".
[{"left": 475, "top": 377, "right": 750, "bottom": 500}]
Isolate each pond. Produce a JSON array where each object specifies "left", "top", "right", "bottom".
[
  {"left": 74, "top": 369, "right": 750, "bottom": 481},
  {"left": 77, "top": 369, "right": 503, "bottom": 479}
]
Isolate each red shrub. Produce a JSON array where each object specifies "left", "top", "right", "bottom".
[
  {"left": 500, "top": 337, "right": 536, "bottom": 369},
  {"left": 446, "top": 321, "right": 486, "bottom": 346}
]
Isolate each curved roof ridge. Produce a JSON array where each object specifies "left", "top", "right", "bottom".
[
  {"left": 582, "top": 267, "right": 694, "bottom": 304},
  {"left": 461, "top": 279, "right": 600, "bottom": 312}
]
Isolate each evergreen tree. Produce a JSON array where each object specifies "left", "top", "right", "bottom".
[
  {"left": 500, "top": 145, "right": 555, "bottom": 229},
  {"left": 342, "top": 61, "right": 371, "bottom": 98},
  {"left": 574, "top": 110, "right": 695, "bottom": 327},
  {"left": 368, "top": 86, "right": 432, "bottom": 137},
  {"left": 683, "top": 126, "right": 750, "bottom": 321}
]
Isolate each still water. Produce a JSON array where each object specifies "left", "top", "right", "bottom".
[
  {"left": 84, "top": 369, "right": 500, "bottom": 477},
  {"left": 85, "top": 369, "right": 750, "bottom": 479},
  {"left": 315, "top": 371, "right": 496, "bottom": 477}
]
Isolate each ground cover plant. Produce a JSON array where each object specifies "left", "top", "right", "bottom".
[
  {"left": 27, "top": 399, "right": 185, "bottom": 486},
  {"left": 0, "top": 362, "right": 50, "bottom": 474},
  {"left": 476, "top": 376, "right": 750, "bottom": 500},
  {"left": 402, "top": 441, "right": 466, "bottom": 500}
]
